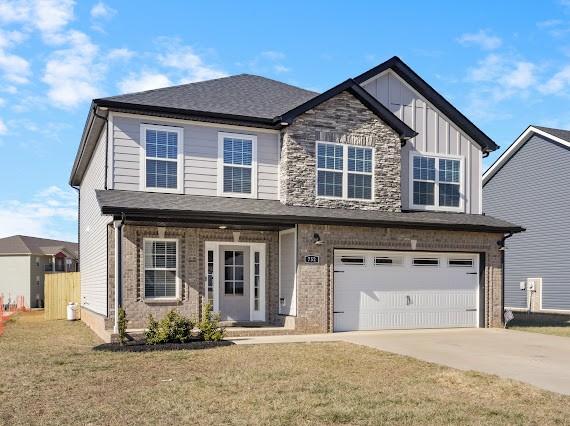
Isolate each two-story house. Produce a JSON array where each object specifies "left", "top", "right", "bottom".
[{"left": 70, "top": 56, "right": 522, "bottom": 341}]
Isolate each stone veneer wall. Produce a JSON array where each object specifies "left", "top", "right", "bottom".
[
  {"left": 106, "top": 224, "right": 280, "bottom": 330},
  {"left": 280, "top": 90, "right": 402, "bottom": 211},
  {"left": 294, "top": 224, "right": 504, "bottom": 333}
]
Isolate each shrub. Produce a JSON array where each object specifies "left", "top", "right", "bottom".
[
  {"left": 198, "top": 301, "right": 225, "bottom": 341},
  {"left": 145, "top": 310, "right": 195, "bottom": 345},
  {"left": 117, "top": 307, "right": 128, "bottom": 345}
]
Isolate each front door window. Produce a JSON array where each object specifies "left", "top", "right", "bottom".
[{"left": 224, "top": 250, "right": 244, "bottom": 296}]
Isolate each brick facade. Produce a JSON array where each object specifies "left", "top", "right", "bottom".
[
  {"left": 105, "top": 223, "right": 504, "bottom": 335},
  {"left": 280, "top": 90, "right": 402, "bottom": 211},
  {"left": 107, "top": 224, "right": 280, "bottom": 330}
]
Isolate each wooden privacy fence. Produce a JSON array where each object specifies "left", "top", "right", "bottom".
[{"left": 44, "top": 272, "right": 80, "bottom": 320}]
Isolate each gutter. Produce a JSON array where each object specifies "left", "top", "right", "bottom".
[{"left": 498, "top": 232, "right": 515, "bottom": 323}]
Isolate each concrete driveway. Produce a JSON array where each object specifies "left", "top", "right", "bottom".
[{"left": 232, "top": 328, "right": 570, "bottom": 395}]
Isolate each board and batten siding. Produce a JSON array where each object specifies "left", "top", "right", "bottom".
[
  {"left": 483, "top": 134, "right": 570, "bottom": 310},
  {"left": 362, "top": 71, "right": 482, "bottom": 214},
  {"left": 80, "top": 129, "right": 111, "bottom": 316},
  {"left": 112, "top": 115, "right": 280, "bottom": 199}
]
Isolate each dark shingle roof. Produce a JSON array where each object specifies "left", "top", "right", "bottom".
[
  {"left": 96, "top": 190, "right": 523, "bottom": 233},
  {"left": 533, "top": 126, "right": 570, "bottom": 143},
  {"left": 96, "top": 74, "right": 318, "bottom": 120},
  {"left": 0, "top": 235, "right": 78, "bottom": 257}
]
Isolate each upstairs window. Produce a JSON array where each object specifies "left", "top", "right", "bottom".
[
  {"left": 316, "top": 142, "right": 374, "bottom": 200},
  {"left": 317, "top": 142, "right": 343, "bottom": 198},
  {"left": 411, "top": 154, "right": 462, "bottom": 210},
  {"left": 218, "top": 132, "right": 257, "bottom": 198},
  {"left": 142, "top": 124, "right": 183, "bottom": 193},
  {"left": 347, "top": 146, "right": 373, "bottom": 200}
]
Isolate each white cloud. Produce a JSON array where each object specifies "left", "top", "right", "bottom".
[
  {"left": 261, "top": 50, "right": 285, "bottom": 61},
  {"left": 274, "top": 64, "right": 290, "bottom": 73},
  {"left": 0, "top": 185, "right": 77, "bottom": 241},
  {"left": 118, "top": 71, "right": 171, "bottom": 93},
  {"left": 0, "top": 118, "right": 7, "bottom": 134},
  {"left": 457, "top": 30, "right": 502, "bottom": 50},
  {"left": 539, "top": 65, "right": 570, "bottom": 94},
  {"left": 90, "top": 1, "right": 116, "bottom": 19},
  {"left": 107, "top": 47, "right": 134, "bottom": 61},
  {"left": 42, "top": 30, "right": 104, "bottom": 108},
  {"left": 34, "top": 0, "right": 75, "bottom": 42},
  {"left": 0, "top": 30, "right": 26, "bottom": 49},
  {"left": 0, "top": 50, "right": 31, "bottom": 83},
  {"left": 159, "top": 45, "right": 226, "bottom": 82},
  {"left": 468, "top": 54, "right": 536, "bottom": 90}
]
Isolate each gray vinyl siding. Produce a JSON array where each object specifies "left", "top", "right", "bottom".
[
  {"left": 483, "top": 134, "right": 570, "bottom": 310},
  {"left": 0, "top": 255, "right": 31, "bottom": 307},
  {"left": 80, "top": 129, "right": 111, "bottom": 315},
  {"left": 279, "top": 229, "right": 296, "bottom": 316},
  {"left": 112, "top": 115, "right": 279, "bottom": 199},
  {"left": 362, "top": 71, "right": 482, "bottom": 214}
]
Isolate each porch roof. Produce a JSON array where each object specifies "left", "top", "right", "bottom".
[{"left": 96, "top": 190, "right": 524, "bottom": 234}]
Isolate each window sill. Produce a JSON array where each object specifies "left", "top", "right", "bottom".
[
  {"left": 143, "top": 298, "right": 181, "bottom": 305},
  {"left": 408, "top": 204, "right": 464, "bottom": 213},
  {"left": 141, "top": 187, "right": 183, "bottom": 195}
]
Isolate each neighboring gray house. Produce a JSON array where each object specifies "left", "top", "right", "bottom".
[
  {"left": 483, "top": 125, "right": 570, "bottom": 314},
  {"left": 70, "top": 56, "right": 522, "bottom": 342},
  {"left": 0, "top": 235, "right": 79, "bottom": 308}
]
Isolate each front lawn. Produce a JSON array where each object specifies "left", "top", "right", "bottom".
[{"left": 2, "top": 312, "right": 570, "bottom": 425}]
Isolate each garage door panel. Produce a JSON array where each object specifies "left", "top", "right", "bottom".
[{"left": 333, "top": 250, "right": 479, "bottom": 331}]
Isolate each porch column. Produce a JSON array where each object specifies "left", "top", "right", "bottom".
[{"left": 113, "top": 219, "right": 124, "bottom": 334}]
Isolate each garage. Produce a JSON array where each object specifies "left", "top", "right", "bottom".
[{"left": 333, "top": 250, "right": 480, "bottom": 331}]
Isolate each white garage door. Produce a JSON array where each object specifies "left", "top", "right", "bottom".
[{"left": 333, "top": 250, "right": 479, "bottom": 331}]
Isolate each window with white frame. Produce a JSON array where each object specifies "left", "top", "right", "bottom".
[
  {"left": 218, "top": 133, "right": 257, "bottom": 196},
  {"left": 411, "top": 154, "right": 462, "bottom": 209},
  {"left": 142, "top": 125, "right": 182, "bottom": 192},
  {"left": 347, "top": 146, "right": 373, "bottom": 199},
  {"left": 144, "top": 239, "right": 178, "bottom": 299},
  {"left": 317, "top": 142, "right": 374, "bottom": 200}
]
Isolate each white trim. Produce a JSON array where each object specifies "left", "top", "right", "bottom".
[
  {"left": 108, "top": 111, "right": 114, "bottom": 190},
  {"left": 315, "top": 141, "right": 375, "bottom": 202},
  {"left": 204, "top": 241, "right": 266, "bottom": 321},
  {"left": 217, "top": 132, "right": 258, "bottom": 199},
  {"left": 139, "top": 123, "right": 184, "bottom": 194},
  {"left": 112, "top": 111, "right": 281, "bottom": 134},
  {"left": 278, "top": 227, "right": 297, "bottom": 316},
  {"left": 483, "top": 125, "right": 570, "bottom": 185},
  {"left": 142, "top": 238, "right": 181, "bottom": 302},
  {"left": 408, "top": 151, "right": 465, "bottom": 212}
]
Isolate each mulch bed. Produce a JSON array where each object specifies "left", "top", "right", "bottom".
[{"left": 94, "top": 339, "right": 234, "bottom": 352}]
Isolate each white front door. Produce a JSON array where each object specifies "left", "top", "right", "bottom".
[
  {"left": 205, "top": 241, "right": 266, "bottom": 322},
  {"left": 333, "top": 250, "right": 479, "bottom": 331}
]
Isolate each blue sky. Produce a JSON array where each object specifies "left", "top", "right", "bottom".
[{"left": 1, "top": 0, "right": 570, "bottom": 241}]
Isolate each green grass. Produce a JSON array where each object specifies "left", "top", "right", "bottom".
[
  {"left": 509, "top": 316, "right": 570, "bottom": 338},
  {"left": 1, "top": 311, "right": 570, "bottom": 425}
]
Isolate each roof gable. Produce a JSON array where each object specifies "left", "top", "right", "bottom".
[
  {"left": 280, "top": 79, "right": 417, "bottom": 139},
  {"left": 353, "top": 56, "right": 498, "bottom": 152},
  {"left": 483, "top": 125, "right": 570, "bottom": 185}
]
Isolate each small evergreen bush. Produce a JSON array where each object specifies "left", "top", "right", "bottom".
[
  {"left": 117, "top": 307, "right": 128, "bottom": 345},
  {"left": 198, "top": 301, "right": 225, "bottom": 341},
  {"left": 144, "top": 310, "right": 195, "bottom": 344}
]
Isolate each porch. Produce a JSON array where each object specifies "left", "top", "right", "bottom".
[{"left": 107, "top": 221, "right": 298, "bottom": 334}]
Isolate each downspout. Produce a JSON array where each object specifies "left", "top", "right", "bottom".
[
  {"left": 497, "top": 232, "right": 514, "bottom": 324},
  {"left": 93, "top": 106, "right": 109, "bottom": 190},
  {"left": 113, "top": 215, "right": 125, "bottom": 334}
]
